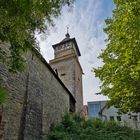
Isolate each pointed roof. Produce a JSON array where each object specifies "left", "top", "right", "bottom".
[{"left": 60, "top": 33, "right": 71, "bottom": 42}]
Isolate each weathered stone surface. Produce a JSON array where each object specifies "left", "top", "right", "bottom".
[
  {"left": 0, "top": 49, "right": 70, "bottom": 140},
  {"left": 50, "top": 38, "right": 83, "bottom": 113}
]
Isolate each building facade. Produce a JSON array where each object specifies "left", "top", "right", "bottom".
[
  {"left": 50, "top": 33, "right": 83, "bottom": 112},
  {"left": 88, "top": 101, "right": 106, "bottom": 119},
  {"left": 87, "top": 100, "right": 140, "bottom": 130}
]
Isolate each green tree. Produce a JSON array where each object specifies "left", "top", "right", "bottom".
[
  {"left": 0, "top": 0, "right": 74, "bottom": 72},
  {"left": 94, "top": 0, "right": 140, "bottom": 112}
]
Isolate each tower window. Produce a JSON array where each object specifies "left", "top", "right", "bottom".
[
  {"left": 133, "top": 115, "right": 138, "bottom": 121},
  {"left": 61, "top": 73, "right": 66, "bottom": 76},
  {"left": 64, "top": 44, "right": 66, "bottom": 48}
]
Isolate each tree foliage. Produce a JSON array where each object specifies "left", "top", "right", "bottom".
[
  {"left": 94, "top": 0, "right": 140, "bottom": 113},
  {"left": 0, "top": 0, "right": 74, "bottom": 72},
  {"left": 47, "top": 113, "right": 140, "bottom": 140}
]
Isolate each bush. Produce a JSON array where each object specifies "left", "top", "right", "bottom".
[{"left": 47, "top": 113, "right": 140, "bottom": 140}]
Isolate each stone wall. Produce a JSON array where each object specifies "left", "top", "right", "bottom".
[
  {"left": 50, "top": 54, "right": 83, "bottom": 113},
  {"left": 50, "top": 57, "right": 76, "bottom": 97},
  {"left": 0, "top": 48, "right": 72, "bottom": 140},
  {"left": 74, "top": 58, "right": 83, "bottom": 112}
]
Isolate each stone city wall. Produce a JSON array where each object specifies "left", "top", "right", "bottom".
[{"left": 0, "top": 46, "right": 70, "bottom": 140}]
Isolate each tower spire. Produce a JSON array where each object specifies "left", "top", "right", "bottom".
[
  {"left": 65, "top": 26, "right": 70, "bottom": 38},
  {"left": 67, "top": 26, "right": 69, "bottom": 34}
]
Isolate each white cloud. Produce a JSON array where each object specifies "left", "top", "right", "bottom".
[{"left": 38, "top": 0, "right": 114, "bottom": 104}]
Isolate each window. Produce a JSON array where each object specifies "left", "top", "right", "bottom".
[
  {"left": 117, "top": 116, "right": 121, "bottom": 121},
  {"left": 88, "top": 103, "right": 100, "bottom": 118},
  {"left": 0, "top": 114, "right": 2, "bottom": 124},
  {"left": 67, "top": 43, "right": 70, "bottom": 48},
  {"left": 133, "top": 115, "right": 138, "bottom": 121},
  {"left": 110, "top": 116, "right": 114, "bottom": 121},
  {"left": 61, "top": 73, "right": 66, "bottom": 76},
  {"left": 57, "top": 45, "right": 63, "bottom": 51}
]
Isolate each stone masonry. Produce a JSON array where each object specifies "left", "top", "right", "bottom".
[
  {"left": 0, "top": 44, "right": 75, "bottom": 140},
  {"left": 50, "top": 33, "right": 83, "bottom": 112}
]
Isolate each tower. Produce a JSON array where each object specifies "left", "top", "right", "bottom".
[{"left": 49, "top": 33, "right": 83, "bottom": 112}]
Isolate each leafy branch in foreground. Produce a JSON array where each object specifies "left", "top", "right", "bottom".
[
  {"left": 0, "top": 0, "right": 74, "bottom": 72},
  {"left": 94, "top": 0, "right": 140, "bottom": 112}
]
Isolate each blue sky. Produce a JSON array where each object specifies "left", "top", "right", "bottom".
[{"left": 39, "top": 0, "right": 115, "bottom": 104}]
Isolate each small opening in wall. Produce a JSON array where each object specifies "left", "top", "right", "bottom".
[
  {"left": 61, "top": 73, "right": 66, "bottom": 76},
  {"left": 31, "top": 54, "right": 34, "bottom": 60},
  {"left": 0, "top": 115, "right": 2, "bottom": 124}
]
